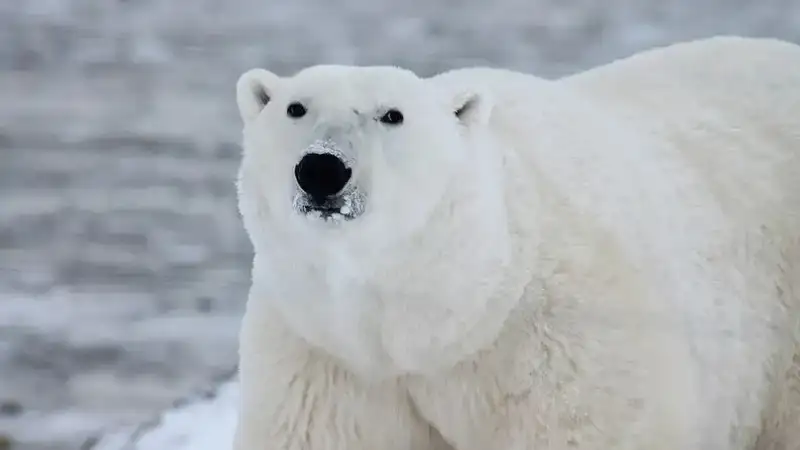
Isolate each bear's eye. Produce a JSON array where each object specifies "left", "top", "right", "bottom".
[
  {"left": 379, "top": 109, "right": 404, "bottom": 126},
  {"left": 286, "top": 102, "right": 307, "bottom": 119}
]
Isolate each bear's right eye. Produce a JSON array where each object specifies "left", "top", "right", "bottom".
[
  {"left": 379, "top": 109, "right": 404, "bottom": 126},
  {"left": 286, "top": 102, "right": 307, "bottom": 119}
]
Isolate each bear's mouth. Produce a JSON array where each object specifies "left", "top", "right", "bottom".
[
  {"left": 292, "top": 139, "right": 365, "bottom": 222},
  {"left": 293, "top": 189, "right": 366, "bottom": 222}
]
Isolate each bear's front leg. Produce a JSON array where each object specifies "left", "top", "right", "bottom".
[
  {"left": 233, "top": 301, "right": 448, "bottom": 450},
  {"left": 404, "top": 284, "right": 704, "bottom": 450}
]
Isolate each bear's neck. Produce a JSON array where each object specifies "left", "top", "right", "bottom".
[
  {"left": 252, "top": 146, "right": 539, "bottom": 380},
  {"left": 363, "top": 146, "right": 542, "bottom": 375}
]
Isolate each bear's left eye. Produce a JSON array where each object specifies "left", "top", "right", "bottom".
[
  {"left": 379, "top": 109, "right": 404, "bottom": 126},
  {"left": 286, "top": 102, "right": 307, "bottom": 119}
]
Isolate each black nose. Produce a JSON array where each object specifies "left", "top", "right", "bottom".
[{"left": 294, "top": 153, "right": 352, "bottom": 201}]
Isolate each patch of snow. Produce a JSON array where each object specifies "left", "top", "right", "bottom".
[{"left": 91, "top": 379, "right": 239, "bottom": 450}]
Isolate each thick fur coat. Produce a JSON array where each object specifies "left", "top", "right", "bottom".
[{"left": 233, "top": 37, "right": 800, "bottom": 450}]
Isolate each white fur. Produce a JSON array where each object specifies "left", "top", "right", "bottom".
[{"left": 233, "top": 37, "right": 800, "bottom": 450}]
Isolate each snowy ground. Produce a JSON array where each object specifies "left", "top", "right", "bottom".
[
  {"left": 1, "top": 1, "right": 800, "bottom": 449},
  {"left": 90, "top": 378, "right": 239, "bottom": 450}
]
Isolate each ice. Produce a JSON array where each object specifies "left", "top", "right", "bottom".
[{"left": 1, "top": 1, "right": 799, "bottom": 449}]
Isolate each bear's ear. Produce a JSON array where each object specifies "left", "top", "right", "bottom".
[
  {"left": 451, "top": 90, "right": 493, "bottom": 127},
  {"left": 236, "top": 68, "right": 281, "bottom": 123}
]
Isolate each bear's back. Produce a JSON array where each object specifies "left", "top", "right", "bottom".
[
  {"left": 561, "top": 36, "right": 800, "bottom": 228},
  {"left": 562, "top": 36, "right": 800, "bottom": 285},
  {"left": 562, "top": 36, "right": 800, "bottom": 449}
]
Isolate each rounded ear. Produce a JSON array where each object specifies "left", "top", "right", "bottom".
[
  {"left": 451, "top": 89, "right": 493, "bottom": 127},
  {"left": 236, "top": 68, "right": 281, "bottom": 123}
]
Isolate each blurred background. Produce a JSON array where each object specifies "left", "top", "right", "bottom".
[{"left": 1, "top": 1, "right": 799, "bottom": 449}]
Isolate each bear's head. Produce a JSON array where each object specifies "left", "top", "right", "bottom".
[
  {"left": 235, "top": 65, "right": 496, "bottom": 245},
  {"left": 235, "top": 65, "right": 515, "bottom": 376}
]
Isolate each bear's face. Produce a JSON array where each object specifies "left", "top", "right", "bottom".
[
  {"left": 236, "top": 66, "right": 517, "bottom": 376},
  {"left": 235, "top": 65, "right": 493, "bottom": 250}
]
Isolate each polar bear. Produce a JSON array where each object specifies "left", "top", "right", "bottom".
[{"left": 232, "top": 36, "right": 800, "bottom": 450}]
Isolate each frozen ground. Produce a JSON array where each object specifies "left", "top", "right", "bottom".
[
  {"left": 1, "top": 1, "right": 799, "bottom": 449},
  {"left": 90, "top": 379, "right": 239, "bottom": 450}
]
